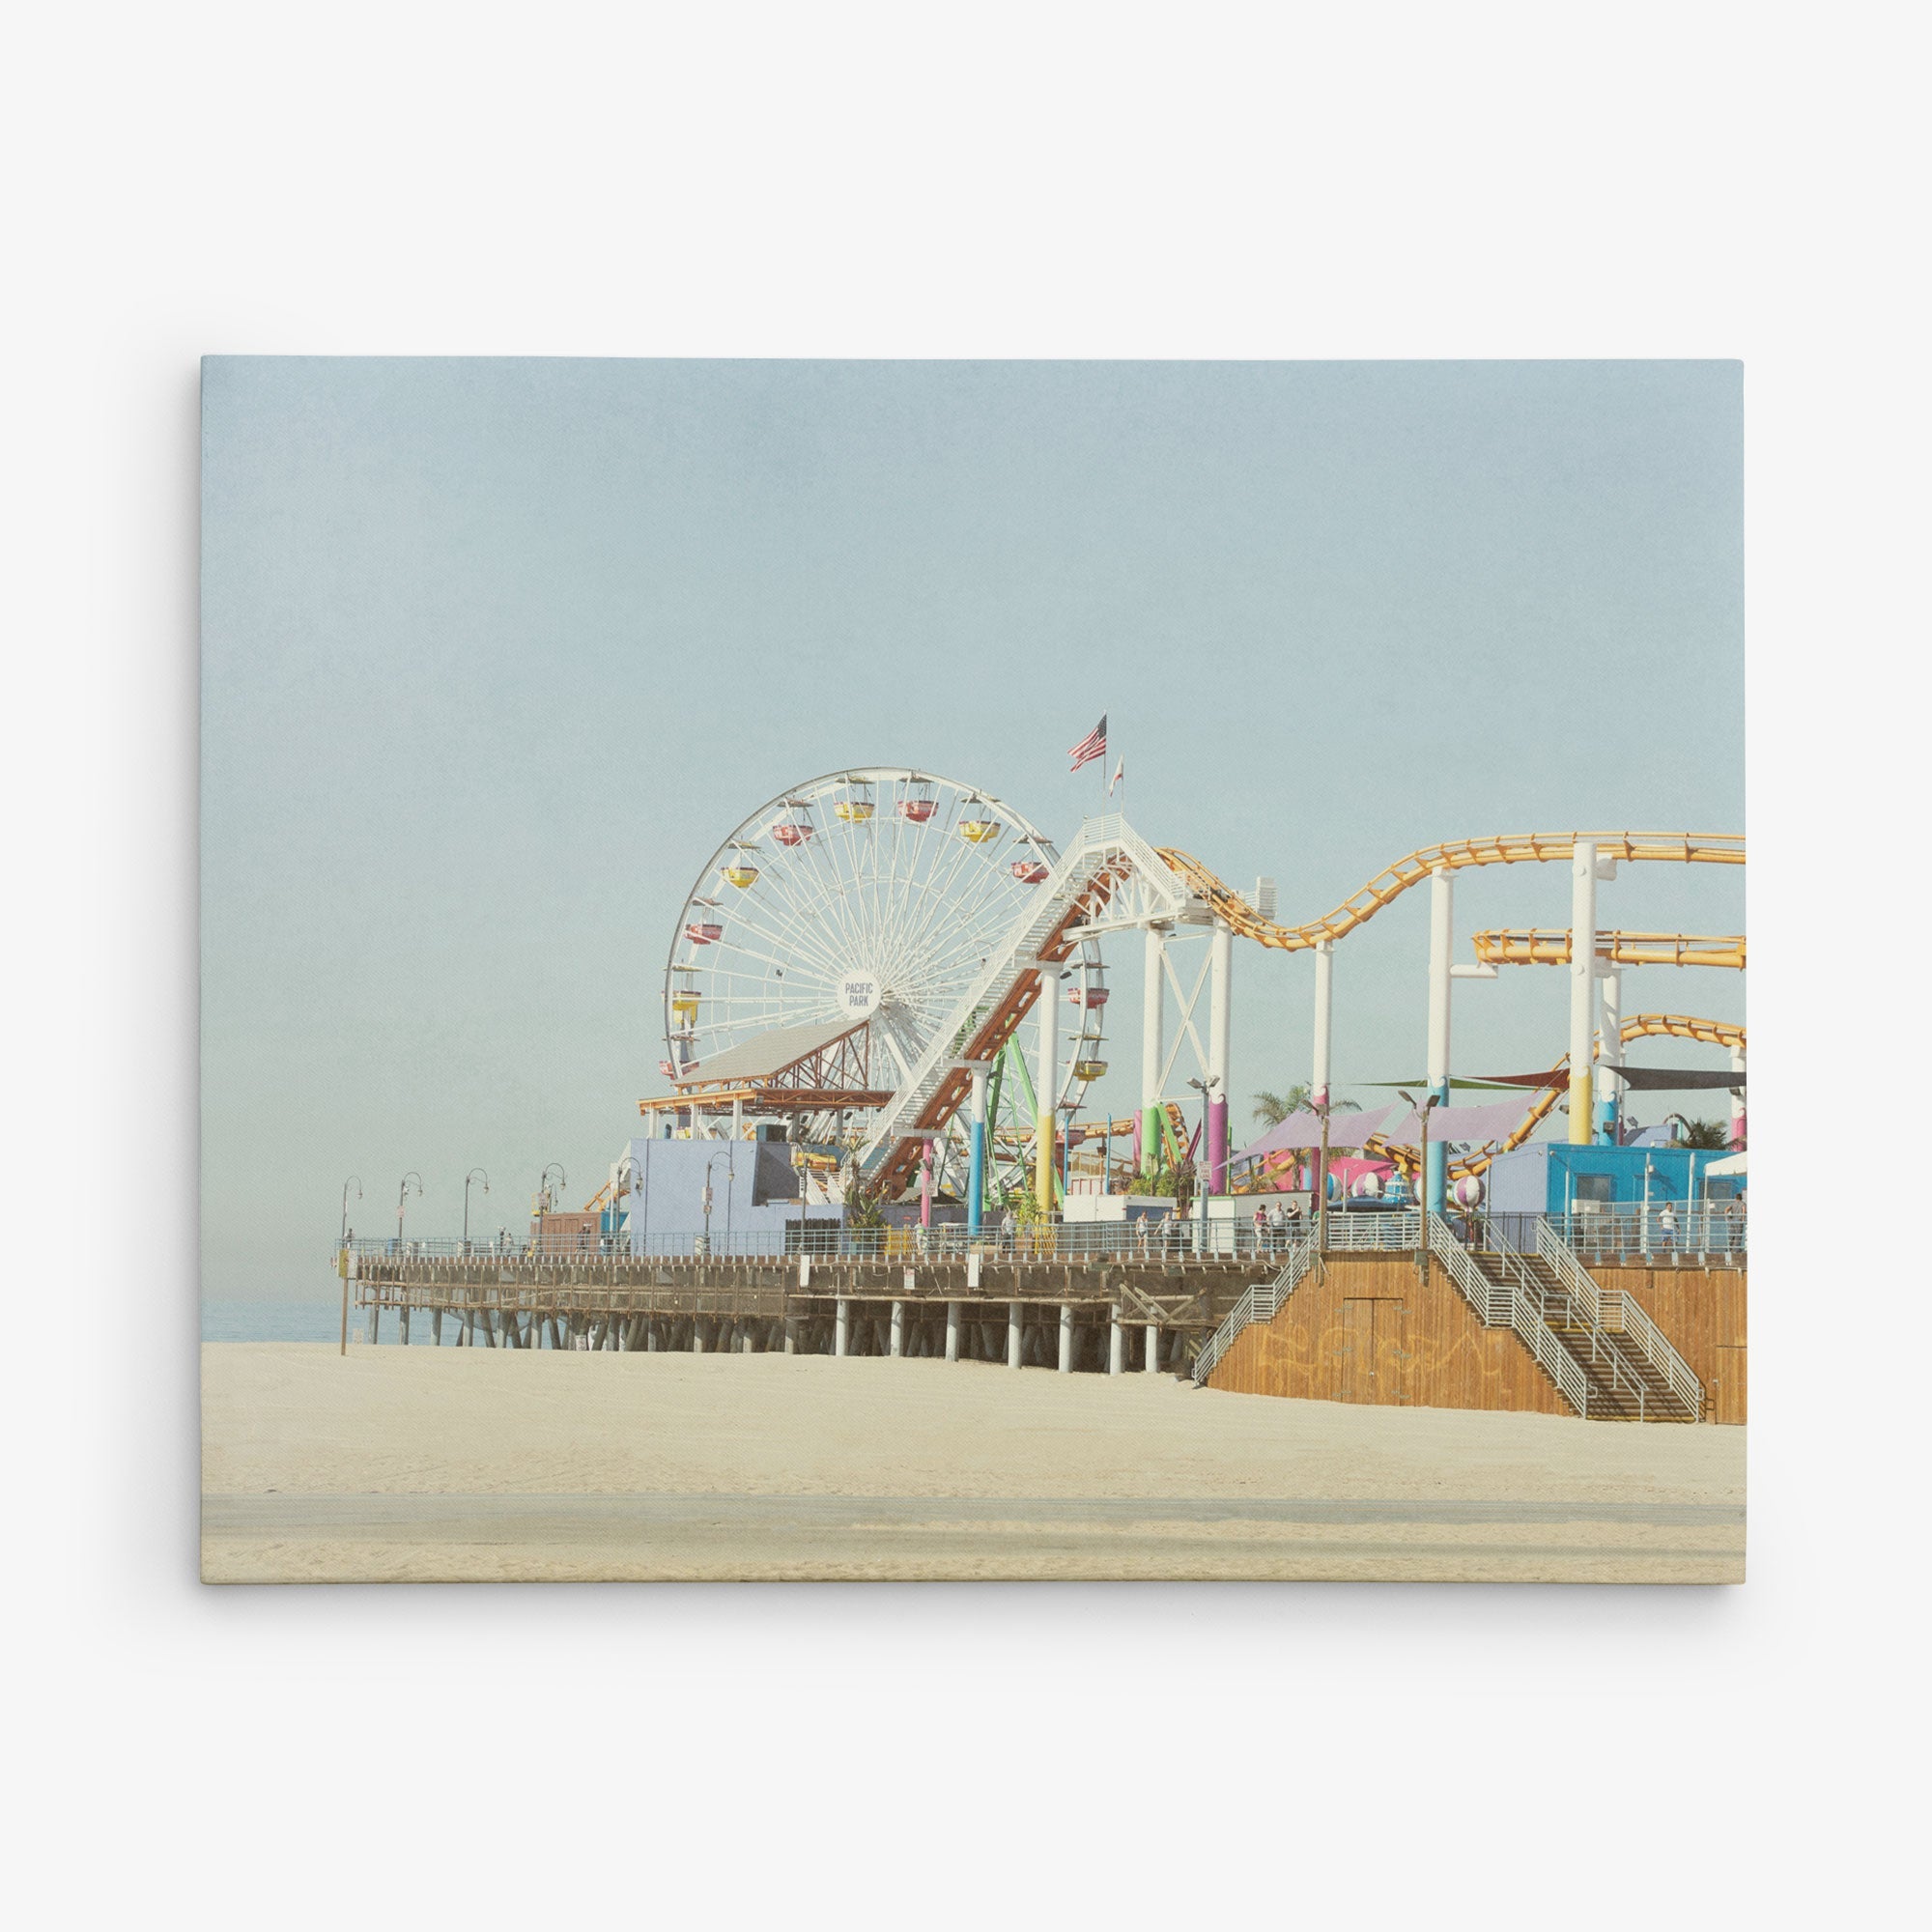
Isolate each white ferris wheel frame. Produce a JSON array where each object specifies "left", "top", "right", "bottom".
[{"left": 661, "top": 767, "right": 1108, "bottom": 1133}]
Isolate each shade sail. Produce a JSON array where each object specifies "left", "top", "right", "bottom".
[
  {"left": 1359, "top": 1077, "right": 1536, "bottom": 1092},
  {"left": 1233, "top": 1103, "right": 1396, "bottom": 1159},
  {"left": 1601, "top": 1064, "right": 1746, "bottom": 1093}
]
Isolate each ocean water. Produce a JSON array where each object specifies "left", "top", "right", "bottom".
[{"left": 202, "top": 1300, "right": 358, "bottom": 1344}]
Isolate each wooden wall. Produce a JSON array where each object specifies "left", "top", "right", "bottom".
[
  {"left": 1208, "top": 1254, "right": 1747, "bottom": 1425},
  {"left": 1597, "top": 1266, "right": 1747, "bottom": 1425},
  {"left": 1208, "top": 1254, "right": 1574, "bottom": 1417}
]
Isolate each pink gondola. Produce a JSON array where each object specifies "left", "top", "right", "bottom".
[
  {"left": 771, "top": 819, "right": 815, "bottom": 846},
  {"left": 684, "top": 922, "right": 724, "bottom": 945},
  {"left": 1010, "top": 859, "right": 1049, "bottom": 884}
]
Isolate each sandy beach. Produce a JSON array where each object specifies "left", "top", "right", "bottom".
[{"left": 201, "top": 1344, "right": 1745, "bottom": 1583}]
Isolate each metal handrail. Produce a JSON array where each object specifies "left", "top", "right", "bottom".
[
  {"left": 1537, "top": 1218, "right": 1704, "bottom": 1418},
  {"left": 1534, "top": 1219, "right": 1605, "bottom": 1329},
  {"left": 1553, "top": 1203, "right": 1747, "bottom": 1261},
  {"left": 337, "top": 1218, "right": 1317, "bottom": 1266},
  {"left": 1427, "top": 1215, "right": 1590, "bottom": 1418},
  {"left": 1192, "top": 1235, "right": 1320, "bottom": 1385},
  {"left": 1601, "top": 1289, "right": 1705, "bottom": 1419}
]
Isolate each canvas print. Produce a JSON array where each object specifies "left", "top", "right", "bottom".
[{"left": 200, "top": 357, "right": 1745, "bottom": 1582}]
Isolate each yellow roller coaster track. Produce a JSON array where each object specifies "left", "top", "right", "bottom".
[
  {"left": 1155, "top": 831, "right": 1743, "bottom": 952},
  {"left": 1471, "top": 929, "right": 1747, "bottom": 970}
]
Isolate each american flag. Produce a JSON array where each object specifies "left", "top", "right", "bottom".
[{"left": 1067, "top": 714, "right": 1107, "bottom": 772}]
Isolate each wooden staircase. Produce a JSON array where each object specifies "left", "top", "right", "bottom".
[{"left": 1456, "top": 1239, "right": 1702, "bottom": 1423}]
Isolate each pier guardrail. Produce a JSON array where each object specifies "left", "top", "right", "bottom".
[
  {"left": 338, "top": 1203, "right": 1742, "bottom": 1270},
  {"left": 340, "top": 1219, "right": 1321, "bottom": 1267}
]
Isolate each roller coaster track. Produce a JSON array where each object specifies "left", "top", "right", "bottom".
[
  {"left": 856, "top": 823, "right": 1745, "bottom": 1202},
  {"left": 1154, "top": 832, "right": 1743, "bottom": 952},
  {"left": 1471, "top": 929, "right": 1747, "bottom": 970}
]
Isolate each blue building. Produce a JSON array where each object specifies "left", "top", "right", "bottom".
[
  {"left": 1485, "top": 1142, "right": 1742, "bottom": 1215},
  {"left": 610, "top": 1138, "right": 841, "bottom": 1252}
]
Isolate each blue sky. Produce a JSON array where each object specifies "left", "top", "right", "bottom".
[{"left": 201, "top": 358, "right": 1742, "bottom": 1296}]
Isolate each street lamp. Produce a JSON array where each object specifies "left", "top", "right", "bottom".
[
  {"left": 463, "top": 1167, "right": 489, "bottom": 1251},
  {"left": 700, "top": 1155, "right": 717, "bottom": 1255},
  {"left": 340, "top": 1175, "right": 362, "bottom": 1246},
  {"left": 1397, "top": 1091, "right": 1439, "bottom": 1269},
  {"left": 1187, "top": 1074, "right": 1219, "bottom": 1257},
  {"left": 395, "top": 1171, "right": 422, "bottom": 1250}
]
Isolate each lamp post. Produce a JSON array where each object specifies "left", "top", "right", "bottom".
[
  {"left": 1397, "top": 1092, "right": 1438, "bottom": 1274},
  {"left": 395, "top": 1171, "right": 422, "bottom": 1250},
  {"left": 700, "top": 1156, "right": 717, "bottom": 1256},
  {"left": 338, "top": 1176, "right": 362, "bottom": 1357},
  {"left": 1187, "top": 1074, "right": 1219, "bottom": 1258},
  {"left": 463, "top": 1167, "right": 489, "bottom": 1252}
]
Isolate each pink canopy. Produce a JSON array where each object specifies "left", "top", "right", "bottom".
[
  {"left": 1233, "top": 1104, "right": 1398, "bottom": 1161},
  {"left": 1378, "top": 1097, "right": 1528, "bottom": 1147}
]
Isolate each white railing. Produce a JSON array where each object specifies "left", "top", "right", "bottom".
[
  {"left": 1427, "top": 1215, "right": 1591, "bottom": 1418},
  {"left": 1192, "top": 1235, "right": 1320, "bottom": 1385},
  {"left": 1534, "top": 1219, "right": 1605, "bottom": 1328},
  {"left": 1600, "top": 1290, "right": 1704, "bottom": 1420},
  {"left": 1538, "top": 1221, "right": 1702, "bottom": 1418},
  {"left": 341, "top": 1218, "right": 1311, "bottom": 1266},
  {"left": 1554, "top": 1203, "right": 1747, "bottom": 1261},
  {"left": 1319, "top": 1209, "right": 1422, "bottom": 1251}
]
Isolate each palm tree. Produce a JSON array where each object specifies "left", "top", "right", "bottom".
[
  {"left": 1253, "top": 1085, "right": 1359, "bottom": 1126},
  {"left": 1671, "top": 1116, "right": 1732, "bottom": 1150}
]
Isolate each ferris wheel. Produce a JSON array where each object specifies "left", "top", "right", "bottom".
[{"left": 663, "top": 768, "right": 1106, "bottom": 1134}]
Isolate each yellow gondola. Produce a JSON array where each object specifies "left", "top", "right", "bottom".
[
  {"left": 834, "top": 784, "right": 875, "bottom": 823},
  {"left": 1073, "top": 1059, "right": 1108, "bottom": 1081},
  {"left": 670, "top": 992, "right": 699, "bottom": 1020},
  {"left": 721, "top": 864, "right": 758, "bottom": 888},
  {"left": 958, "top": 801, "right": 1001, "bottom": 842}
]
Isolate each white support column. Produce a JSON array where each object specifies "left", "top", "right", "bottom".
[
  {"left": 782, "top": 1317, "right": 795, "bottom": 1355},
  {"left": 1008, "top": 1300, "right": 1023, "bottom": 1370},
  {"left": 1036, "top": 963, "right": 1060, "bottom": 1212},
  {"left": 1569, "top": 841, "right": 1598, "bottom": 1144},
  {"left": 1208, "top": 922, "right": 1233, "bottom": 1193},
  {"left": 1059, "top": 1303, "right": 1073, "bottom": 1373},
  {"left": 692, "top": 1320, "right": 705, "bottom": 1354},
  {"left": 946, "top": 1301, "right": 960, "bottom": 1362},
  {"left": 1144, "top": 1323, "right": 1159, "bottom": 1374},
  {"left": 835, "top": 1298, "right": 848, "bottom": 1358},
  {"left": 890, "top": 1300, "right": 904, "bottom": 1357},
  {"left": 1142, "top": 925, "right": 1166, "bottom": 1174},
  {"left": 1426, "top": 867, "right": 1453, "bottom": 1214},
  {"left": 1109, "top": 1306, "right": 1124, "bottom": 1376},
  {"left": 1730, "top": 1043, "right": 1747, "bottom": 1149},
  {"left": 646, "top": 1326, "right": 659, "bottom": 1352},
  {"left": 1598, "top": 968, "right": 1623, "bottom": 1144},
  {"left": 1312, "top": 938, "right": 1334, "bottom": 1108}
]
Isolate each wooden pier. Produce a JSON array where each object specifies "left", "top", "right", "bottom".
[{"left": 341, "top": 1245, "right": 1287, "bottom": 1372}]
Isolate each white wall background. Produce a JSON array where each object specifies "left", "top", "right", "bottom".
[{"left": 4, "top": 4, "right": 1919, "bottom": 1928}]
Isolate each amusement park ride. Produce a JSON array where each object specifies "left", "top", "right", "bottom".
[{"left": 639, "top": 769, "right": 1746, "bottom": 1226}]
